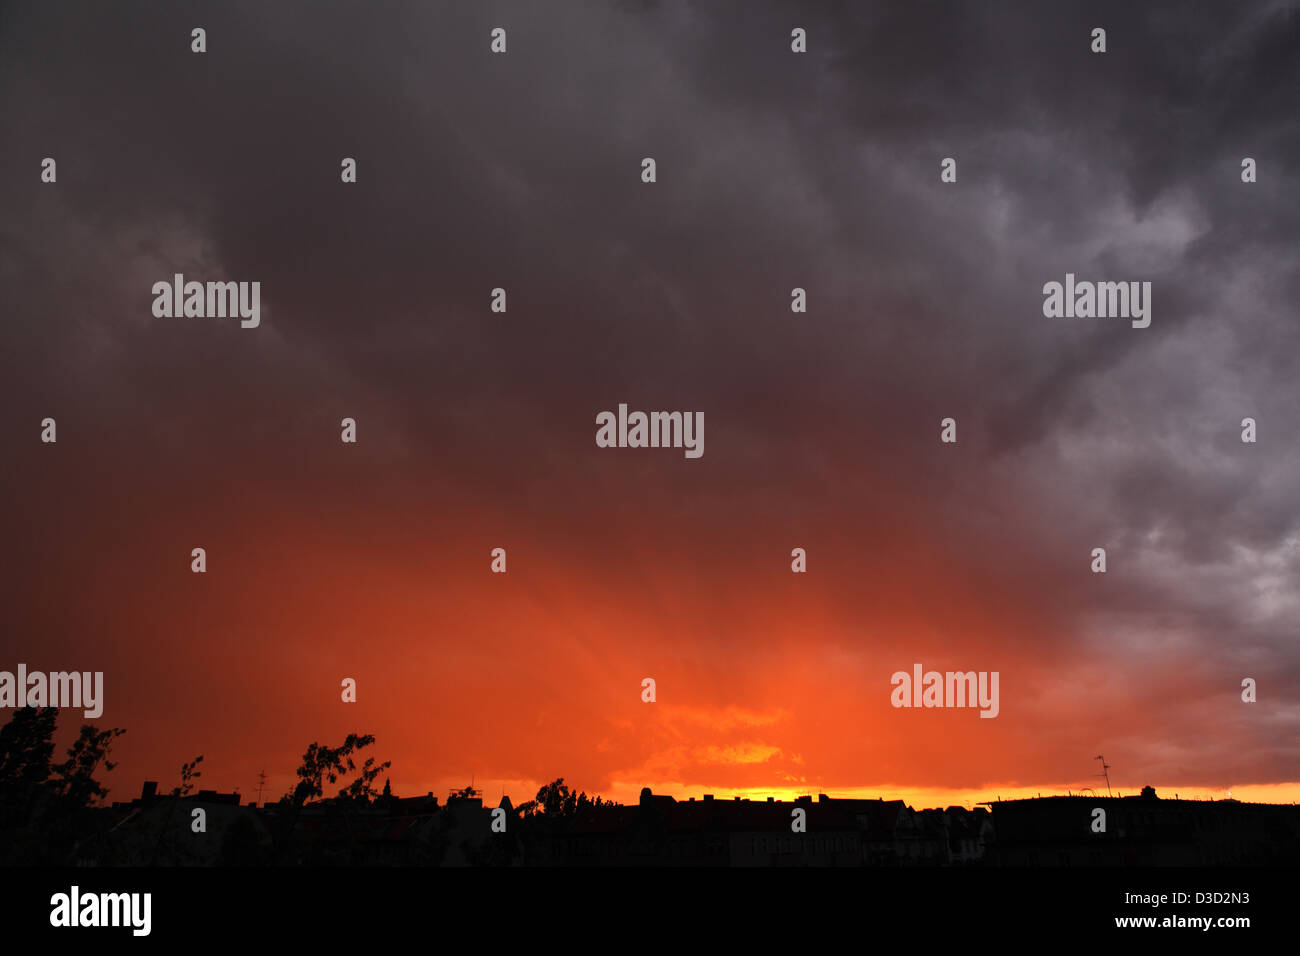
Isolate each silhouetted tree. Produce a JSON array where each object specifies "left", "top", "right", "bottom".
[
  {"left": 532, "top": 778, "right": 609, "bottom": 818},
  {"left": 285, "top": 733, "right": 388, "bottom": 809},
  {"left": 173, "top": 754, "right": 204, "bottom": 797},
  {"left": 0, "top": 706, "right": 57, "bottom": 829},
  {"left": 519, "top": 778, "right": 616, "bottom": 843},
  {"left": 337, "top": 755, "right": 388, "bottom": 805},
  {"left": 273, "top": 733, "right": 391, "bottom": 864},
  {"left": 51, "top": 723, "right": 126, "bottom": 808},
  {"left": 0, "top": 707, "right": 126, "bottom": 864},
  {"left": 536, "top": 778, "right": 576, "bottom": 817},
  {"left": 149, "top": 753, "right": 210, "bottom": 864}
]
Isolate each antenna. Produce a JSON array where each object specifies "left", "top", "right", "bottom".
[
  {"left": 1095, "top": 755, "right": 1112, "bottom": 796},
  {"left": 254, "top": 770, "right": 269, "bottom": 806}
]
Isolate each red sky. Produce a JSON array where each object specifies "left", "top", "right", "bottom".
[{"left": 6, "top": 429, "right": 1294, "bottom": 809}]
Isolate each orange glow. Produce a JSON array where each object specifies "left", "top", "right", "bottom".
[{"left": 11, "top": 411, "right": 1295, "bottom": 813}]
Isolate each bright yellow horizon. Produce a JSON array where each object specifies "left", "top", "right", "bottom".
[
  {"left": 400, "top": 777, "right": 1300, "bottom": 810},
  {"left": 601, "top": 781, "right": 1300, "bottom": 808}
]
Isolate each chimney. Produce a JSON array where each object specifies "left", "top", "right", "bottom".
[{"left": 141, "top": 781, "right": 158, "bottom": 802}]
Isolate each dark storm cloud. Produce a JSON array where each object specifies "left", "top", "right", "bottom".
[{"left": 1, "top": 0, "right": 1297, "bottom": 788}]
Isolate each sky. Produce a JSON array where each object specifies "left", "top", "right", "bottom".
[{"left": 1, "top": 0, "right": 1298, "bottom": 810}]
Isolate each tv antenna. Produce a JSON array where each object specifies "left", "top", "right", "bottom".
[
  {"left": 1095, "top": 755, "right": 1112, "bottom": 796},
  {"left": 254, "top": 770, "right": 269, "bottom": 806}
]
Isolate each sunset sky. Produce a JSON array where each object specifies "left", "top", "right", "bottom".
[{"left": 2, "top": 1, "right": 1298, "bottom": 810}]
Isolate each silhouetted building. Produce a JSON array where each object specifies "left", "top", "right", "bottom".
[
  {"left": 530, "top": 790, "right": 990, "bottom": 866},
  {"left": 60, "top": 779, "right": 1300, "bottom": 866},
  {"left": 987, "top": 791, "right": 1300, "bottom": 865}
]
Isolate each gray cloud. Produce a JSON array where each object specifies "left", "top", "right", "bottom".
[{"left": 1, "top": 0, "right": 1296, "bottom": 788}]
